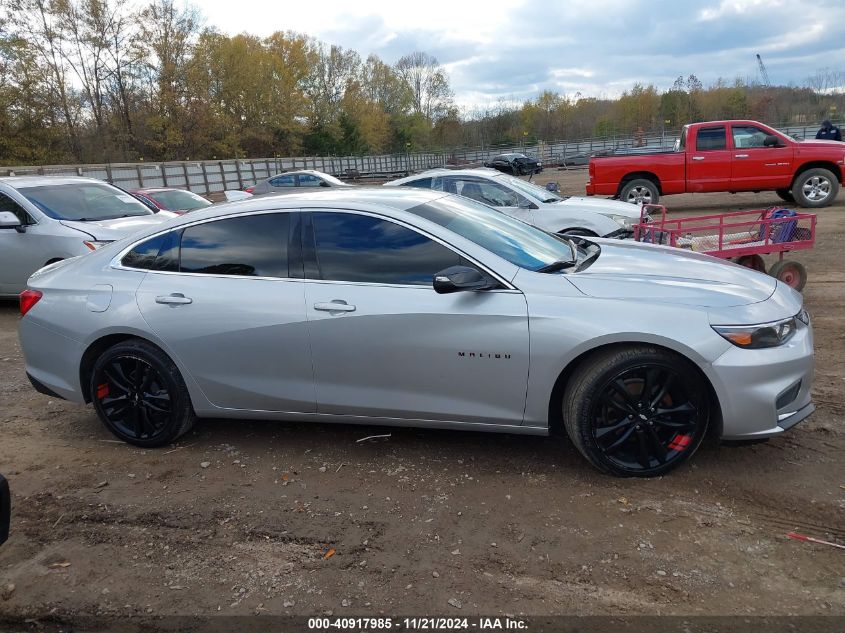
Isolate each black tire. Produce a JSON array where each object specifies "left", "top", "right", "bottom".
[
  {"left": 775, "top": 188, "right": 795, "bottom": 203},
  {"left": 769, "top": 259, "right": 807, "bottom": 291},
  {"left": 562, "top": 346, "right": 710, "bottom": 477},
  {"left": 736, "top": 254, "right": 766, "bottom": 272},
  {"left": 791, "top": 168, "right": 839, "bottom": 208},
  {"left": 90, "top": 339, "right": 195, "bottom": 447},
  {"left": 620, "top": 178, "right": 659, "bottom": 205}
]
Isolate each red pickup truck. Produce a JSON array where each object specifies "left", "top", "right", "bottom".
[{"left": 585, "top": 120, "right": 845, "bottom": 208}]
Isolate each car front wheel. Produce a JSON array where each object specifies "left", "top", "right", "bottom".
[
  {"left": 562, "top": 346, "right": 710, "bottom": 477},
  {"left": 90, "top": 339, "right": 195, "bottom": 447}
]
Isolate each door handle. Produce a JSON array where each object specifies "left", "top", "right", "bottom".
[
  {"left": 691, "top": 156, "right": 705, "bottom": 161},
  {"left": 314, "top": 301, "right": 356, "bottom": 313},
  {"left": 734, "top": 154, "right": 749, "bottom": 159},
  {"left": 155, "top": 293, "right": 193, "bottom": 305}
]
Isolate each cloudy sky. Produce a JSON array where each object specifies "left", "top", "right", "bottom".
[{"left": 199, "top": 0, "right": 845, "bottom": 110}]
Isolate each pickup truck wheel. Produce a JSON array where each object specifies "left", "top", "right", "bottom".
[
  {"left": 620, "top": 179, "right": 659, "bottom": 205},
  {"left": 792, "top": 168, "right": 839, "bottom": 208},
  {"left": 775, "top": 188, "right": 795, "bottom": 203}
]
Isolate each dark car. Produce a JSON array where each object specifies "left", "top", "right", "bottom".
[
  {"left": 483, "top": 153, "right": 542, "bottom": 176},
  {"left": 130, "top": 188, "right": 213, "bottom": 215},
  {"left": 0, "top": 474, "right": 9, "bottom": 545}
]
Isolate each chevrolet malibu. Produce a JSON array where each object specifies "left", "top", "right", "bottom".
[{"left": 18, "top": 188, "right": 814, "bottom": 476}]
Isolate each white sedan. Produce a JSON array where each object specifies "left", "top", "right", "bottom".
[{"left": 387, "top": 168, "right": 643, "bottom": 237}]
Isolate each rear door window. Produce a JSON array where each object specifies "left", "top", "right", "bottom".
[
  {"left": 180, "top": 214, "right": 290, "bottom": 277},
  {"left": 269, "top": 175, "right": 296, "bottom": 187},
  {"left": 695, "top": 126, "right": 727, "bottom": 151}
]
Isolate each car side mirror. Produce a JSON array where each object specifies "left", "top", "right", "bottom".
[
  {"left": 0, "top": 473, "right": 9, "bottom": 545},
  {"left": 433, "top": 266, "right": 497, "bottom": 294},
  {"left": 319, "top": 180, "right": 331, "bottom": 187},
  {"left": 0, "top": 211, "right": 23, "bottom": 232},
  {"left": 519, "top": 200, "right": 538, "bottom": 210},
  {"left": 763, "top": 135, "right": 784, "bottom": 148}
]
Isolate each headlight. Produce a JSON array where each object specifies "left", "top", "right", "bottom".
[
  {"left": 610, "top": 214, "right": 635, "bottom": 229},
  {"left": 83, "top": 240, "right": 114, "bottom": 251},
  {"left": 712, "top": 315, "right": 800, "bottom": 349}
]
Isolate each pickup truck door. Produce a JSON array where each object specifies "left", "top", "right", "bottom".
[
  {"left": 729, "top": 124, "right": 794, "bottom": 191},
  {"left": 686, "top": 125, "right": 732, "bottom": 192}
]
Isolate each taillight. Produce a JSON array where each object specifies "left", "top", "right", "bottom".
[
  {"left": 20, "top": 289, "right": 43, "bottom": 317},
  {"left": 245, "top": 187, "right": 254, "bottom": 193}
]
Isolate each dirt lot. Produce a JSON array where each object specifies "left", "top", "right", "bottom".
[{"left": 0, "top": 171, "right": 843, "bottom": 624}]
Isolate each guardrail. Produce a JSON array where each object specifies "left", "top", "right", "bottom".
[{"left": 0, "top": 123, "right": 829, "bottom": 195}]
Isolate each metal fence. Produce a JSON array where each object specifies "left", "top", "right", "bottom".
[{"left": 0, "top": 123, "right": 828, "bottom": 195}]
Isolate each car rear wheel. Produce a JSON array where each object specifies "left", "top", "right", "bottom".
[
  {"left": 791, "top": 168, "right": 839, "bottom": 208},
  {"left": 90, "top": 339, "right": 195, "bottom": 447},
  {"left": 562, "top": 346, "right": 709, "bottom": 477},
  {"left": 620, "top": 179, "right": 659, "bottom": 205}
]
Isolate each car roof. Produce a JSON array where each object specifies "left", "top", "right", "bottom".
[
  {"left": 151, "top": 187, "right": 449, "bottom": 229},
  {"left": 0, "top": 176, "right": 113, "bottom": 188},
  {"left": 388, "top": 168, "right": 505, "bottom": 184}
]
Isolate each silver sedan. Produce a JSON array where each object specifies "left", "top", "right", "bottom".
[{"left": 17, "top": 188, "right": 814, "bottom": 476}]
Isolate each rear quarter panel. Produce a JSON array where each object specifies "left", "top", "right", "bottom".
[{"left": 588, "top": 153, "right": 687, "bottom": 196}]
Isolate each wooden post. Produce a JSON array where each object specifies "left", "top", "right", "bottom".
[
  {"left": 182, "top": 162, "right": 190, "bottom": 190},
  {"left": 200, "top": 162, "right": 210, "bottom": 194},
  {"left": 136, "top": 164, "right": 144, "bottom": 187}
]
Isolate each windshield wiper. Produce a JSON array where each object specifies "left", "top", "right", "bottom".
[{"left": 536, "top": 259, "right": 577, "bottom": 273}]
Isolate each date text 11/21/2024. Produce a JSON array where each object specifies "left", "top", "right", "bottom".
[{"left": 307, "top": 617, "right": 529, "bottom": 630}]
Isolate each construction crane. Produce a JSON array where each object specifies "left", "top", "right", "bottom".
[{"left": 756, "top": 54, "right": 771, "bottom": 87}]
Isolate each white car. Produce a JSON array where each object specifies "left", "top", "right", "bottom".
[
  {"left": 387, "top": 168, "right": 643, "bottom": 237},
  {"left": 0, "top": 177, "right": 175, "bottom": 298}
]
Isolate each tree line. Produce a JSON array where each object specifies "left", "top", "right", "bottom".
[{"left": 1, "top": 0, "right": 844, "bottom": 166}]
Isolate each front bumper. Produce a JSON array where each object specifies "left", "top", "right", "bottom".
[{"left": 710, "top": 323, "right": 815, "bottom": 440}]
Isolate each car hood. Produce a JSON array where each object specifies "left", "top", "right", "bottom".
[
  {"left": 557, "top": 196, "right": 641, "bottom": 218},
  {"left": 565, "top": 240, "right": 777, "bottom": 308},
  {"left": 60, "top": 213, "right": 173, "bottom": 239}
]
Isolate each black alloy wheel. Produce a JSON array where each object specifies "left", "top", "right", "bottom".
[
  {"left": 563, "top": 346, "right": 709, "bottom": 477},
  {"left": 91, "top": 340, "right": 195, "bottom": 447},
  {"left": 590, "top": 363, "right": 704, "bottom": 474}
]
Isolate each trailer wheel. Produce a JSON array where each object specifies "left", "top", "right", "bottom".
[
  {"left": 769, "top": 260, "right": 807, "bottom": 291},
  {"left": 620, "top": 179, "right": 659, "bottom": 205},
  {"left": 736, "top": 255, "right": 766, "bottom": 272}
]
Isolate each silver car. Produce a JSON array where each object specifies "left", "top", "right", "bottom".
[
  {"left": 0, "top": 177, "right": 174, "bottom": 298},
  {"left": 387, "top": 168, "right": 643, "bottom": 237},
  {"left": 18, "top": 188, "right": 814, "bottom": 477},
  {"left": 247, "top": 169, "right": 353, "bottom": 196}
]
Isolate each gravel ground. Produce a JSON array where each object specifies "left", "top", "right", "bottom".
[{"left": 0, "top": 170, "right": 843, "bottom": 625}]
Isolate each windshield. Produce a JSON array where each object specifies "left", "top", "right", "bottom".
[
  {"left": 19, "top": 183, "right": 153, "bottom": 221},
  {"left": 148, "top": 189, "right": 212, "bottom": 211},
  {"left": 495, "top": 173, "right": 564, "bottom": 203},
  {"left": 407, "top": 195, "right": 582, "bottom": 271}
]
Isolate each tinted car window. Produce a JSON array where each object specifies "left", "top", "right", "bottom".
[
  {"left": 401, "top": 177, "right": 432, "bottom": 189},
  {"left": 121, "top": 230, "right": 180, "bottom": 271},
  {"left": 311, "top": 212, "right": 461, "bottom": 285},
  {"left": 0, "top": 192, "right": 34, "bottom": 224},
  {"left": 696, "top": 127, "right": 727, "bottom": 151},
  {"left": 269, "top": 175, "right": 296, "bottom": 187},
  {"left": 180, "top": 214, "right": 290, "bottom": 277},
  {"left": 298, "top": 174, "right": 323, "bottom": 187}
]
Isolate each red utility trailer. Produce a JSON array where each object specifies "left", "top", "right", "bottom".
[{"left": 632, "top": 204, "right": 816, "bottom": 290}]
